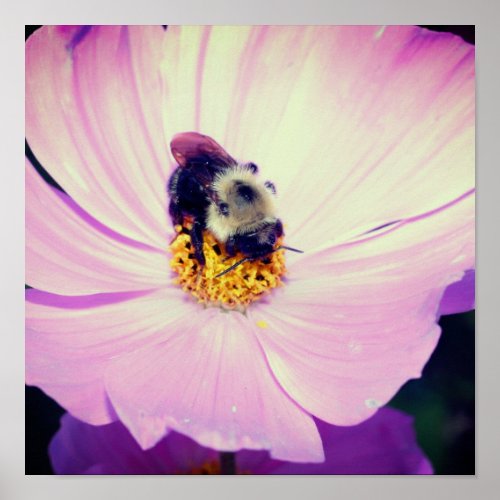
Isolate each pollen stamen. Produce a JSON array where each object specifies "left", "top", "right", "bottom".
[{"left": 169, "top": 224, "right": 287, "bottom": 310}]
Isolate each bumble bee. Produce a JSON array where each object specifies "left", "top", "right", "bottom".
[{"left": 168, "top": 132, "right": 302, "bottom": 277}]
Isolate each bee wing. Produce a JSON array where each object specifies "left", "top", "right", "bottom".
[{"left": 170, "top": 132, "right": 236, "bottom": 167}]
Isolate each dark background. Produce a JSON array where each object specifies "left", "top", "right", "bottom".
[{"left": 25, "top": 25, "right": 475, "bottom": 475}]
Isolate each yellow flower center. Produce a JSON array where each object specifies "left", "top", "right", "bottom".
[
  {"left": 169, "top": 223, "right": 287, "bottom": 310},
  {"left": 182, "top": 459, "right": 249, "bottom": 475},
  {"left": 187, "top": 459, "right": 221, "bottom": 475}
]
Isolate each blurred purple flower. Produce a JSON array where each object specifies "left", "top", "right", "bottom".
[{"left": 50, "top": 407, "right": 432, "bottom": 475}]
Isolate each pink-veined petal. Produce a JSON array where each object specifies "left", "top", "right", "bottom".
[
  {"left": 26, "top": 25, "right": 170, "bottom": 249},
  {"left": 438, "top": 268, "right": 475, "bottom": 316},
  {"left": 26, "top": 287, "right": 192, "bottom": 424},
  {"left": 104, "top": 307, "right": 324, "bottom": 463},
  {"left": 161, "top": 26, "right": 473, "bottom": 247},
  {"left": 251, "top": 191, "right": 474, "bottom": 425},
  {"left": 26, "top": 159, "right": 171, "bottom": 295}
]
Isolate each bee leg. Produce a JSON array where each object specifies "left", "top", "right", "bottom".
[
  {"left": 190, "top": 220, "right": 206, "bottom": 267},
  {"left": 264, "top": 180, "right": 276, "bottom": 194},
  {"left": 168, "top": 199, "right": 184, "bottom": 226},
  {"left": 223, "top": 236, "right": 237, "bottom": 261}
]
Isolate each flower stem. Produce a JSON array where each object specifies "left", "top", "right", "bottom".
[{"left": 220, "top": 452, "right": 237, "bottom": 475}]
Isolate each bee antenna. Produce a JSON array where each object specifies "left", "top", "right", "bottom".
[
  {"left": 214, "top": 257, "right": 251, "bottom": 278},
  {"left": 214, "top": 246, "right": 303, "bottom": 278},
  {"left": 274, "top": 245, "right": 304, "bottom": 254}
]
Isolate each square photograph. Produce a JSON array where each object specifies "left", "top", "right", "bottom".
[{"left": 25, "top": 25, "right": 475, "bottom": 475}]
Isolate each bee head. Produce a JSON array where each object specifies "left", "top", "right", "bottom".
[{"left": 213, "top": 220, "right": 303, "bottom": 279}]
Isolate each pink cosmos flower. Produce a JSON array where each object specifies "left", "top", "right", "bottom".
[
  {"left": 26, "top": 25, "right": 474, "bottom": 463},
  {"left": 49, "top": 407, "right": 432, "bottom": 475}
]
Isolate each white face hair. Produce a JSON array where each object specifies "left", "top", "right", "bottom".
[{"left": 206, "top": 166, "right": 278, "bottom": 242}]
